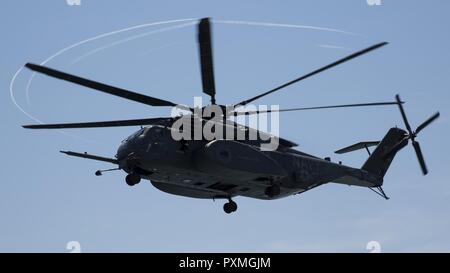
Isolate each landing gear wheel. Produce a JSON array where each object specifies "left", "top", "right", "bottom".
[
  {"left": 125, "top": 174, "right": 141, "bottom": 186},
  {"left": 265, "top": 185, "right": 281, "bottom": 198},
  {"left": 223, "top": 200, "right": 238, "bottom": 214}
]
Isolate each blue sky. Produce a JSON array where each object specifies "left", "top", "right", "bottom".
[{"left": 1, "top": 0, "right": 449, "bottom": 252}]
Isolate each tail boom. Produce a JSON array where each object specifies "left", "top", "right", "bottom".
[{"left": 361, "top": 127, "right": 408, "bottom": 180}]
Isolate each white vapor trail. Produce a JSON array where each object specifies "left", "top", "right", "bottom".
[
  {"left": 10, "top": 67, "right": 96, "bottom": 143},
  {"left": 10, "top": 18, "right": 354, "bottom": 143},
  {"left": 10, "top": 18, "right": 196, "bottom": 142},
  {"left": 70, "top": 21, "right": 196, "bottom": 65},
  {"left": 318, "top": 44, "right": 350, "bottom": 51},
  {"left": 215, "top": 20, "right": 356, "bottom": 35},
  {"left": 23, "top": 18, "right": 197, "bottom": 106}
]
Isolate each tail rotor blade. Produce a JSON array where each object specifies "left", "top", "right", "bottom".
[
  {"left": 396, "top": 94, "right": 413, "bottom": 136},
  {"left": 412, "top": 141, "right": 428, "bottom": 175},
  {"left": 415, "top": 112, "right": 440, "bottom": 134},
  {"left": 393, "top": 95, "right": 438, "bottom": 176}
]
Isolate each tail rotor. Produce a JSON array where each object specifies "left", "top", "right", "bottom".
[{"left": 386, "top": 94, "right": 439, "bottom": 175}]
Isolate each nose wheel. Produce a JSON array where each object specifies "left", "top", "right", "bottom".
[
  {"left": 223, "top": 199, "right": 238, "bottom": 214},
  {"left": 125, "top": 173, "right": 141, "bottom": 186}
]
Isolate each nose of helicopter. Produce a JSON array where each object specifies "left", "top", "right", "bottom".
[
  {"left": 116, "top": 141, "right": 130, "bottom": 160},
  {"left": 116, "top": 128, "right": 147, "bottom": 160},
  {"left": 116, "top": 129, "right": 150, "bottom": 173}
]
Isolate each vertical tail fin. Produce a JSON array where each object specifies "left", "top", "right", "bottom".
[{"left": 362, "top": 127, "right": 407, "bottom": 179}]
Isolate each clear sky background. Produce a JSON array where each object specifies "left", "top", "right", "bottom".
[{"left": 1, "top": 0, "right": 449, "bottom": 252}]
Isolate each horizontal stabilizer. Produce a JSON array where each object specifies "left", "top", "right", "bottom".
[
  {"left": 60, "top": 151, "right": 118, "bottom": 164},
  {"left": 335, "top": 141, "right": 380, "bottom": 154}
]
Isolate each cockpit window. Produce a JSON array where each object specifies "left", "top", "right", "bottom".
[{"left": 122, "top": 128, "right": 145, "bottom": 142}]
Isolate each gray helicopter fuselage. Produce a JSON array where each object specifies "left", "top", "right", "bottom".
[{"left": 116, "top": 126, "right": 381, "bottom": 200}]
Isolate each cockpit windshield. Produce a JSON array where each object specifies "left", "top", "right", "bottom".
[{"left": 121, "top": 127, "right": 146, "bottom": 143}]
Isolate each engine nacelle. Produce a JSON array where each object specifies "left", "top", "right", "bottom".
[{"left": 194, "top": 140, "right": 284, "bottom": 181}]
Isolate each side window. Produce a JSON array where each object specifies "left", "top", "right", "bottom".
[{"left": 150, "top": 127, "right": 163, "bottom": 142}]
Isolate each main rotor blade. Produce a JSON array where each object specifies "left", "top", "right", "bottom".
[
  {"left": 234, "top": 42, "right": 388, "bottom": 107},
  {"left": 25, "top": 63, "right": 179, "bottom": 107},
  {"left": 232, "top": 101, "right": 401, "bottom": 116},
  {"left": 23, "top": 117, "right": 173, "bottom": 129},
  {"left": 415, "top": 112, "right": 440, "bottom": 134},
  {"left": 412, "top": 140, "right": 428, "bottom": 175},
  {"left": 198, "top": 18, "right": 216, "bottom": 103},
  {"left": 395, "top": 94, "right": 413, "bottom": 136}
]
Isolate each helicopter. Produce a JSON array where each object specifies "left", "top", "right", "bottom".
[{"left": 23, "top": 18, "right": 439, "bottom": 214}]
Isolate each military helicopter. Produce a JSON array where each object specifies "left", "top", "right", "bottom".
[{"left": 23, "top": 18, "right": 439, "bottom": 213}]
